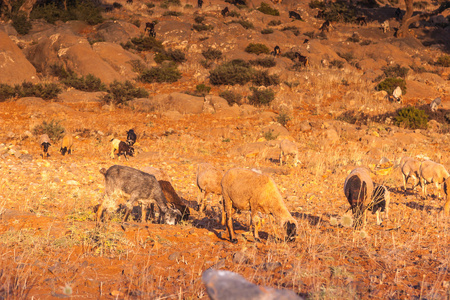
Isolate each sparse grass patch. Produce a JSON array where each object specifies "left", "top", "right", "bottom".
[
  {"left": 245, "top": 43, "right": 270, "bottom": 55},
  {"left": 163, "top": 10, "right": 183, "bottom": 16},
  {"left": 122, "top": 36, "right": 164, "bottom": 52},
  {"left": 257, "top": 2, "right": 279, "bottom": 16},
  {"left": 276, "top": 112, "right": 291, "bottom": 126},
  {"left": 347, "top": 33, "right": 360, "bottom": 42},
  {"left": 0, "top": 84, "right": 16, "bottom": 102},
  {"left": 154, "top": 49, "right": 186, "bottom": 64},
  {"left": 248, "top": 87, "right": 275, "bottom": 106},
  {"left": 31, "top": 0, "right": 103, "bottom": 25},
  {"left": 377, "top": 77, "right": 407, "bottom": 95},
  {"left": 263, "top": 129, "right": 278, "bottom": 140},
  {"left": 281, "top": 26, "right": 300, "bottom": 36},
  {"left": 230, "top": 19, "right": 254, "bottom": 29},
  {"left": 329, "top": 59, "right": 345, "bottom": 69},
  {"left": 315, "top": 0, "right": 357, "bottom": 23},
  {"left": 394, "top": 106, "right": 428, "bottom": 129},
  {"left": 195, "top": 84, "right": 211, "bottom": 96},
  {"left": 337, "top": 52, "right": 355, "bottom": 64},
  {"left": 252, "top": 70, "right": 280, "bottom": 86},
  {"left": 382, "top": 64, "right": 409, "bottom": 79},
  {"left": 51, "top": 65, "right": 106, "bottom": 92},
  {"left": 32, "top": 119, "right": 65, "bottom": 141},
  {"left": 228, "top": 10, "right": 240, "bottom": 17},
  {"left": 12, "top": 13, "right": 32, "bottom": 35},
  {"left": 249, "top": 57, "right": 276, "bottom": 68},
  {"left": 193, "top": 23, "right": 214, "bottom": 31},
  {"left": 194, "top": 15, "right": 205, "bottom": 23},
  {"left": 309, "top": 0, "right": 326, "bottom": 9},
  {"left": 202, "top": 48, "right": 223, "bottom": 60},
  {"left": 219, "top": 90, "right": 242, "bottom": 105},
  {"left": 268, "top": 20, "right": 281, "bottom": 26}
]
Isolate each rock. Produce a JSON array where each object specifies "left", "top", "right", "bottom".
[
  {"left": 166, "top": 92, "right": 204, "bottom": 114},
  {"left": 261, "top": 124, "right": 290, "bottom": 139},
  {"left": 0, "top": 31, "right": 39, "bottom": 85},
  {"left": 299, "top": 121, "right": 312, "bottom": 132},
  {"left": 58, "top": 90, "right": 106, "bottom": 103},
  {"left": 202, "top": 269, "right": 303, "bottom": 300},
  {"left": 205, "top": 95, "right": 230, "bottom": 111},
  {"left": 232, "top": 252, "right": 250, "bottom": 264},
  {"left": 168, "top": 252, "right": 181, "bottom": 261}
]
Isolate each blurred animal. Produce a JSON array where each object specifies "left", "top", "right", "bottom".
[
  {"left": 344, "top": 167, "right": 374, "bottom": 228},
  {"left": 126, "top": 129, "right": 137, "bottom": 146},
  {"left": 430, "top": 97, "right": 441, "bottom": 113},
  {"left": 419, "top": 160, "right": 450, "bottom": 199},
  {"left": 400, "top": 156, "right": 421, "bottom": 192},
  {"left": 271, "top": 45, "right": 281, "bottom": 57},
  {"left": 198, "top": 0, "right": 203, "bottom": 8},
  {"left": 381, "top": 20, "right": 390, "bottom": 33},
  {"left": 145, "top": 21, "right": 156, "bottom": 38},
  {"left": 39, "top": 134, "right": 51, "bottom": 158},
  {"left": 320, "top": 20, "right": 331, "bottom": 32},
  {"left": 221, "top": 6, "right": 229, "bottom": 17},
  {"left": 117, "top": 141, "right": 134, "bottom": 160},
  {"left": 395, "top": 8, "right": 402, "bottom": 21},
  {"left": 295, "top": 52, "right": 308, "bottom": 66},
  {"left": 392, "top": 86, "right": 402, "bottom": 102},
  {"left": 356, "top": 16, "right": 367, "bottom": 26},
  {"left": 370, "top": 184, "right": 390, "bottom": 225},
  {"left": 279, "top": 139, "right": 299, "bottom": 166},
  {"left": 60, "top": 133, "right": 73, "bottom": 155},
  {"left": 289, "top": 11, "right": 302, "bottom": 20}
]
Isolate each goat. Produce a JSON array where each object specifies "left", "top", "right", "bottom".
[
  {"left": 430, "top": 97, "right": 441, "bottom": 113},
  {"left": 126, "top": 129, "right": 137, "bottom": 146},
  {"left": 392, "top": 86, "right": 402, "bottom": 102},
  {"left": 419, "top": 160, "right": 449, "bottom": 199},
  {"left": 344, "top": 167, "right": 374, "bottom": 228},
  {"left": 381, "top": 20, "right": 390, "bottom": 33},
  {"left": 295, "top": 52, "right": 308, "bottom": 66},
  {"left": 39, "top": 134, "right": 51, "bottom": 158},
  {"left": 96, "top": 165, "right": 181, "bottom": 225},
  {"left": 271, "top": 45, "right": 281, "bottom": 57},
  {"left": 443, "top": 178, "right": 450, "bottom": 215},
  {"left": 198, "top": 0, "right": 203, "bottom": 8},
  {"left": 288, "top": 11, "right": 302, "bottom": 20},
  {"left": 145, "top": 21, "right": 156, "bottom": 38},
  {"left": 117, "top": 141, "right": 134, "bottom": 160},
  {"left": 126, "top": 0, "right": 133, "bottom": 4},
  {"left": 319, "top": 20, "right": 332, "bottom": 32},
  {"left": 400, "top": 156, "right": 421, "bottom": 192},
  {"left": 221, "top": 6, "right": 229, "bottom": 17},
  {"left": 60, "top": 133, "right": 73, "bottom": 155},
  {"left": 197, "top": 163, "right": 224, "bottom": 214},
  {"left": 279, "top": 139, "right": 299, "bottom": 167},
  {"left": 356, "top": 16, "right": 367, "bottom": 26},
  {"left": 221, "top": 168, "right": 298, "bottom": 243}
]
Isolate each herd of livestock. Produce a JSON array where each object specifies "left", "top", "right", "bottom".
[{"left": 36, "top": 129, "right": 449, "bottom": 243}]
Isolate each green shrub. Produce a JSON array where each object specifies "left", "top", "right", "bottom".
[
  {"left": 154, "top": 49, "right": 186, "bottom": 64},
  {"left": 252, "top": 70, "right": 280, "bottom": 86},
  {"left": 261, "top": 28, "right": 274, "bottom": 34},
  {"left": 304, "top": 31, "right": 315, "bottom": 38},
  {"left": 202, "top": 48, "right": 223, "bottom": 60},
  {"left": 282, "top": 51, "right": 297, "bottom": 61},
  {"left": 382, "top": 64, "right": 409, "bottom": 79},
  {"left": 329, "top": 59, "right": 345, "bottom": 69},
  {"left": 264, "top": 129, "right": 278, "bottom": 140},
  {"left": 315, "top": 0, "right": 357, "bottom": 23},
  {"left": 194, "top": 16, "right": 205, "bottom": 23},
  {"left": 248, "top": 87, "right": 275, "bottom": 106},
  {"left": 15, "top": 82, "right": 61, "bottom": 100},
  {"left": 209, "top": 60, "right": 253, "bottom": 85},
  {"left": 268, "top": 20, "right": 281, "bottom": 26},
  {"left": 12, "top": 13, "right": 32, "bottom": 35},
  {"left": 0, "top": 84, "right": 16, "bottom": 102},
  {"left": 257, "top": 2, "right": 279, "bottom": 16},
  {"left": 50, "top": 65, "right": 106, "bottom": 92},
  {"left": 219, "top": 90, "right": 242, "bottom": 105},
  {"left": 163, "top": 10, "right": 183, "bottom": 16},
  {"left": 436, "top": 55, "right": 450, "bottom": 67},
  {"left": 31, "top": 0, "right": 103, "bottom": 25},
  {"left": 249, "top": 57, "right": 276, "bottom": 68},
  {"left": 160, "top": 0, "right": 181, "bottom": 7},
  {"left": 377, "top": 77, "right": 407, "bottom": 95},
  {"left": 276, "top": 112, "right": 291, "bottom": 126},
  {"left": 195, "top": 84, "right": 211, "bottom": 96},
  {"left": 103, "top": 80, "right": 149, "bottom": 105},
  {"left": 230, "top": 19, "right": 254, "bottom": 29},
  {"left": 337, "top": 52, "right": 355, "bottom": 63},
  {"left": 309, "top": 0, "right": 325, "bottom": 9},
  {"left": 123, "top": 36, "right": 164, "bottom": 52},
  {"left": 193, "top": 24, "right": 214, "bottom": 31},
  {"left": 139, "top": 63, "right": 182, "bottom": 83},
  {"left": 245, "top": 43, "right": 270, "bottom": 55},
  {"left": 32, "top": 119, "right": 65, "bottom": 141},
  {"left": 281, "top": 26, "right": 300, "bottom": 36},
  {"left": 394, "top": 106, "right": 428, "bottom": 129}
]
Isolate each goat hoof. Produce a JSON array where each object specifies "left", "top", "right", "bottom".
[{"left": 230, "top": 238, "right": 238, "bottom": 244}]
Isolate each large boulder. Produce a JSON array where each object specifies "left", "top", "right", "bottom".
[
  {"left": 165, "top": 92, "right": 204, "bottom": 114},
  {"left": 93, "top": 20, "right": 142, "bottom": 44},
  {"left": 0, "top": 31, "right": 39, "bottom": 85}
]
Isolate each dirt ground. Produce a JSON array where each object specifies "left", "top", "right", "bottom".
[{"left": 0, "top": 99, "right": 449, "bottom": 299}]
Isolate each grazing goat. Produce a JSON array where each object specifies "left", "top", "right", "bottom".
[
  {"left": 271, "top": 45, "right": 281, "bottom": 57},
  {"left": 221, "top": 6, "right": 229, "bottom": 17},
  {"left": 430, "top": 97, "right": 441, "bottom": 113},
  {"left": 197, "top": 163, "right": 224, "bottom": 213},
  {"left": 319, "top": 20, "right": 332, "bottom": 32},
  {"left": 344, "top": 167, "right": 374, "bottom": 228},
  {"left": 96, "top": 165, "right": 181, "bottom": 225},
  {"left": 400, "top": 156, "right": 421, "bottom": 192},
  {"left": 392, "top": 86, "right": 402, "bottom": 102},
  {"left": 126, "top": 129, "right": 137, "bottom": 146},
  {"left": 295, "top": 52, "right": 308, "bottom": 66},
  {"left": 279, "top": 139, "right": 299, "bottom": 167},
  {"left": 145, "top": 21, "right": 156, "bottom": 38},
  {"left": 381, "top": 20, "right": 390, "bottom": 33},
  {"left": 60, "top": 133, "right": 73, "bottom": 155},
  {"left": 198, "top": 0, "right": 203, "bottom": 8},
  {"left": 221, "top": 168, "right": 298, "bottom": 243},
  {"left": 370, "top": 184, "right": 390, "bottom": 225},
  {"left": 356, "top": 16, "right": 367, "bottom": 26},
  {"left": 419, "top": 160, "right": 449, "bottom": 199},
  {"left": 117, "top": 141, "right": 134, "bottom": 160},
  {"left": 289, "top": 11, "right": 302, "bottom": 20},
  {"left": 39, "top": 134, "right": 51, "bottom": 158}
]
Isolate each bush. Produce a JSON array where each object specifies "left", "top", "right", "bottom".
[
  {"left": 202, "top": 48, "right": 223, "bottom": 60},
  {"left": 163, "top": 10, "right": 183, "bottom": 16},
  {"left": 347, "top": 33, "right": 360, "bottom": 43},
  {"left": 304, "top": 31, "right": 315, "bottom": 38},
  {"left": 276, "top": 112, "right": 291, "bottom": 126},
  {"left": 252, "top": 70, "right": 280, "bottom": 86},
  {"left": 103, "top": 80, "right": 149, "bottom": 105},
  {"left": 329, "top": 59, "right": 345, "bottom": 69},
  {"left": 195, "top": 84, "right": 211, "bottom": 96},
  {"left": 193, "top": 24, "right": 214, "bottom": 31},
  {"left": 209, "top": 60, "right": 253, "bottom": 85},
  {"left": 139, "top": 63, "right": 182, "bottom": 83},
  {"left": 32, "top": 119, "right": 65, "bottom": 141},
  {"left": 146, "top": 3, "right": 155, "bottom": 8},
  {"left": 0, "top": 84, "right": 16, "bottom": 102},
  {"left": 282, "top": 51, "right": 297, "bottom": 61},
  {"left": 281, "top": 26, "right": 300, "bottom": 36},
  {"left": 194, "top": 16, "right": 205, "bottom": 23},
  {"left": 394, "top": 106, "right": 428, "bottom": 129},
  {"left": 249, "top": 57, "right": 276, "bottom": 68},
  {"left": 268, "top": 20, "right": 281, "bottom": 26},
  {"left": 50, "top": 65, "right": 106, "bottom": 92},
  {"left": 14, "top": 82, "right": 61, "bottom": 100},
  {"left": 230, "top": 20, "right": 254, "bottom": 29},
  {"left": 123, "top": 36, "right": 164, "bottom": 52},
  {"left": 219, "top": 90, "right": 242, "bottom": 105},
  {"left": 154, "top": 49, "right": 186, "bottom": 64},
  {"left": 309, "top": 0, "right": 325, "bottom": 9},
  {"left": 261, "top": 28, "right": 274, "bottom": 34},
  {"left": 12, "top": 13, "right": 32, "bottom": 35},
  {"left": 436, "top": 55, "right": 450, "bottom": 67},
  {"left": 160, "top": 0, "right": 181, "bottom": 7},
  {"left": 257, "top": 2, "right": 279, "bottom": 16},
  {"left": 377, "top": 77, "right": 407, "bottom": 95},
  {"left": 228, "top": 10, "right": 240, "bottom": 17},
  {"left": 248, "top": 87, "right": 275, "bottom": 106},
  {"left": 245, "top": 43, "right": 270, "bottom": 55},
  {"left": 382, "top": 64, "right": 409, "bottom": 79},
  {"left": 337, "top": 52, "right": 355, "bottom": 63},
  {"left": 31, "top": 0, "right": 103, "bottom": 25}
]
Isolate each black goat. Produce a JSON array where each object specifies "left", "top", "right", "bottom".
[
  {"left": 289, "top": 11, "right": 302, "bottom": 20},
  {"left": 271, "top": 45, "right": 281, "bottom": 57},
  {"left": 319, "top": 20, "right": 331, "bottom": 32},
  {"left": 356, "top": 16, "right": 367, "bottom": 26},
  {"left": 198, "top": 0, "right": 203, "bottom": 8},
  {"left": 221, "top": 6, "right": 229, "bottom": 17},
  {"left": 126, "top": 0, "right": 133, "bottom": 4},
  {"left": 395, "top": 8, "right": 402, "bottom": 21},
  {"left": 145, "top": 21, "right": 156, "bottom": 38},
  {"left": 126, "top": 129, "right": 137, "bottom": 146},
  {"left": 295, "top": 52, "right": 308, "bottom": 66}
]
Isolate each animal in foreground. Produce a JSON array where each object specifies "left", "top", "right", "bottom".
[
  {"left": 369, "top": 184, "right": 390, "bottom": 225},
  {"left": 39, "top": 134, "right": 51, "bottom": 158},
  {"left": 96, "top": 165, "right": 181, "bottom": 225},
  {"left": 419, "top": 160, "right": 449, "bottom": 199},
  {"left": 60, "top": 133, "right": 73, "bottom": 155},
  {"left": 126, "top": 129, "right": 137, "bottom": 146},
  {"left": 344, "top": 167, "right": 374, "bottom": 228},
  {"left": 196, "top": 163, "right": 224, "bottom": 214},
  {"left": 221, "top": 168, "right": 297, "bottom": 243}
]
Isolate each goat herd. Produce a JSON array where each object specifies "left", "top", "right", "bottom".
[{"left": 37, "top": 129, "right": 450, "bottom": 244}]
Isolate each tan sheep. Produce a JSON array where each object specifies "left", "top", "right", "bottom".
[
  {"left": 400, "top": 156, "right": 421, "bottom": 192},
  {"left": 279, "top": 139, "right": 299, "bottom": 167},
  {"left": 196, "top": 163, "right": 224, "bottom": 213},
  {"left": 344, "top": 167, "right": 374, "bottom": 228},
  {"left": 60, "top": 133, "right": 73, "bottom": 155},
  {"left": 419, "top": 160, "right": 449, "bottom": 199},
  {"left": 39, "top": 134, "right": 51, "bottom": 158},
  {"left": 221, "top": 168, "right": 297, "bottom": 243}
]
